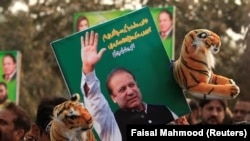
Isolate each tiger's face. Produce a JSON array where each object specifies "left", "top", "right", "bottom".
[
  {"left": 173, "top": 29, "right": 240, "bottom": 100},
  {"left": 52, "top": 94, "right": 93, "bottom": 132},
  {"left": 184, "top": 29, "right": 221, "bottom": 55}
]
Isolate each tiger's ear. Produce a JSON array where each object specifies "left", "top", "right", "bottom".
[{"left": 71, "top": 93, "right": 80, "bottom": 102}]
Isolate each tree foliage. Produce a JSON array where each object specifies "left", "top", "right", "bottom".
[{"left": 0, "top": 0, "right": 249, "bottom": 120}]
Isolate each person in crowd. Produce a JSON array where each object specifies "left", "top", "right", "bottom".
[
  {"left": 80, "top": 31, "right": 180, "bottom": 141},
  {"left": 232, "top": 98, "right": 250, "bottom": 123},
  {"left": 0, "top": 82, "right": 8, "bottom": 105},
  {"left": 232, "top": 111, "right": 250, "bottom": 125},
  {"left": 2, "top": 53, "right": 17, "bottom": 82},
  {"left": 196, "top": 99, "right": 227, "bottom": 125},
  {"left": 158, "top": 9, "right": 173, "bottom": 40},
  {"left": 0, "top": 101, "right": 31, "bottom": 141},
  {"left": 24, "top": 96, "right": 68, "bottom": 141},
  {"left": 185, "top": 98, "right": 200, "bottom": 125},
  {"left": 76, "top": 16, "right": 89, "bottom": 32}
]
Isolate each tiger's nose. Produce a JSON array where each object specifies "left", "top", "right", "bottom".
[
  {"left": 213, "top": 47, "right": 220, "bottom": 53},
  {"left": 214, "top": 48, "right": 219, "bottom": 52}
]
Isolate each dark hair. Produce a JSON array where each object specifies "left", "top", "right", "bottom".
[
  {"left": 105, "top": 67, "right": 136, "bottom": 95},
  {"left": 235, "top": 97, "right": 250, "bottom": 103},
  {"left": 3, "top": 102, "right": 31, "bottom": 134},
  {"left": 199, "top": 99, "right": 227, "bottom": 111},
  {"left": 158, "top": 9, "right": 173, "bottom": 20},
  {"left": 188, "top": 99, "right": 199, "bottom": 110},
  {"left": 35, "top": 96, "right": 67, "bottom": 135},
  {"left": 76, "top": 16, "right": 89, "bottom": 32},
  {"left": 0, "top": 81, "right": 7, "bottom": 88},
  {"left": 3, "top": 53, "right": 16, "bottom": 64}
]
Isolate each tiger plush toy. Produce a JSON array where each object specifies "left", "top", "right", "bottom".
[
  {"left": 48, "top": 93, "right": 96, "bottom": 141},
  {"left": 173, "top": 29, "right": 240, "bottom": 99}
]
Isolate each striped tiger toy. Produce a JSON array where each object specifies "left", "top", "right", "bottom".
[
  {"left": 173, "top": 29, "right": 240, "bottom": 99},
  {"left": 48, "top": 93, "right": 96, "bottom": 141}
]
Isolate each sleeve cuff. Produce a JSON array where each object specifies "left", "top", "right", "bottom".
[{"left": 81, "top": 70, "right": 97, "bottom": 93}]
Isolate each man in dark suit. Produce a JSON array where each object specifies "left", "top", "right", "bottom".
[{"left": 196, "top": 99, "right": 227, "bottom": 125}]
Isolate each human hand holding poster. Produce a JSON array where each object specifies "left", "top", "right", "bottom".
[{"left": 51, "top": 6, "right": 190, "bottom": 140}]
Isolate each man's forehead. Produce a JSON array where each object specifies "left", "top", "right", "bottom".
[{"left": 0, "top": 110, "right": 15, "bottom": 121}]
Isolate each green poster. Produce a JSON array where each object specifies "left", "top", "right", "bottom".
[
  {"left": 74, "top": 6, "right": 175, "bottom": 60},
  {"left": 0, "top": 51, "right": 21, "bottom": 104},
  {"left": 73, "top": 9, "right": 131, "bottom": 33},
  {"left": 150, "top": 7, "right": 175, "bottom": 61},
  {"left": 51, "top": 6, "right": 189, "bottom": 117}
]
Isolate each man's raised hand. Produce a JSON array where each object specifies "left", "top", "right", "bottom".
[{"left": 81, "top": 31, "right": 106, "bottom": 74}]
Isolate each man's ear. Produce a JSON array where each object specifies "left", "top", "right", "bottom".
[
  {"left": 31, "top": 124, "right": 40, "bottom": 138},
  {"left": 14, "top": 129, "right": 25, "bottom": 140},
  {"left": 110, "top": 94, "right": 117, "bottom": 103}
]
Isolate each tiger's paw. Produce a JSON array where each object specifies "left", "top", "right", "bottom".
[
  {"left": 229, "top": 79, "right": 236, "bottom": 85},
  {"left": 230, "top": 84, "right": 240, "bottom": 99}
]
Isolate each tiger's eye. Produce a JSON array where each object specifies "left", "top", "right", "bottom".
[{"left": 197, "top": 32, "right": 207, "bottom": 38}]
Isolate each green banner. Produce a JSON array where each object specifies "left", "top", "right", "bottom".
[
  {"left": 74, "top": 6, "right": 175, "bottom": 60},
  {"left": 51, "top": 6, "right": 190, "bottom": 117},
  {"left": 0, "top": 51, "right": 21, "bottom": 104}
]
